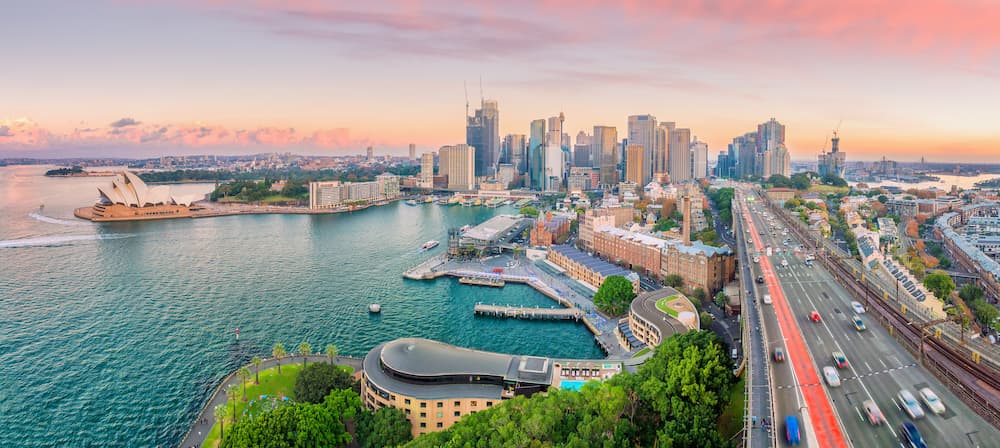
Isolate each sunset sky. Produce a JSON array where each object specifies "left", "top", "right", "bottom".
[{"left": 2, "top": 0, "right": 998, "bottom": 162}]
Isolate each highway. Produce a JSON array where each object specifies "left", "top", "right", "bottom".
[{"left": 739, "top": 186, "right": 999, "bottom": 447}]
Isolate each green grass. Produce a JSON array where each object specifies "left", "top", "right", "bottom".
[
  {"left": 632, "top": 347, "right": 651, "bottom": 358},
  {"left": 201, "top": 362, "right": 354, "bottom": 448},
  {"left": 655, "top": 295, "right": 681, "bottom": 318},
  {"left": 718, "top": 376, "right": 746, "bottom": 439},
  {"left": 808, "top": 185, "right": 850, "bottom": 195}
]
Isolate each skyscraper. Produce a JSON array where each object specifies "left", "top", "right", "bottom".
[
  {"left": 716, "top": 149, "right": 733, "bottom": 178},
  {"left": 668, "top": 128, "right": 692, "bottom": 182},
  {"left": 544, "top": 114, "right": 565, "bottom": 191},
  {"left": 443, "top": 144, "right": 475, "bottom": 191},
  {"left": 438, "top": 146, "right": 451, "bottom": 179},
  {"left": 574, "top": 131, "right": 591, "bottom": 166},
  {"left": 408, "top": 143, "right": 416, "bottom": 162},
  {"left": 528, "top": 119, "right": 546, "bottom": 190},
  {"left": 502, "top": 134, "right": 527, "bottom": 175},
  {"left": 628, "top": 115, "right": 657, "bottom": 184},
  {"left": 366, "top": 146, "right": 374, "bottom": 161},
  {"left": 654, "top": 122, "right": 673, "bottom": 177},
  {"left": 770, "top": 143, "right": 791, "bottom": 177},
  {"left": 734, "top": 132, "right": 757, "bottom": 178},
  {"left": 691, "top": 138, "right": 708, "bottom": 179},
  {"left": 593, "top": 126, "right": 618, "bottom": 187},
  {"left": 419, "top": 152, "right": 434, "bottom": 188},
  {"left": 625, "top": 144, "right": 645, "bottom": 185},
  {"left": 757, "top": 118, "right": 785, "bottom": 155},
  {"left": 818, "top": 133, "right": 847, "bottom": 177},
  {"left": 466, "top": 99, "right": 499, "bottom": 178}
]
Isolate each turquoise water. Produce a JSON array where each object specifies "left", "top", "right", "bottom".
[
  {"left": 0, "top": 165, "right": 603, "bottom": 447},
  {"left": 556, "top": 379, "right": 597, "bottom": 391}
]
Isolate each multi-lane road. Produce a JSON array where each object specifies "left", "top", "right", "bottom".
[{"left": 737, "top": 186, "right": 998, "bottom": 447}]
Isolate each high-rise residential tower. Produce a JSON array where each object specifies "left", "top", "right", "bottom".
[
  {"left": 442, "top": 144, "right": 475, "bottom": 191},
  {"left": 654, "top": 122, "right": 673, "bottom": 177},
  {"left": 544, "top": 114, "right": 565, "bottom": 191},
  {"left": 419, "top": 152, "right": 434, "bottom": 188},
  {"left": 668, "top": 128, "right": 692, "bottom": 182},
  {"left": 756, "top": 118, "right": 785, "bottom": 155},
  {"left": 628, "top": 115, "right": 657, "bottom": 184},
  {"left": 466, "top": 99, "right": 499, "bottom": 178},
  {"left": 593, "top": 126, "right": 618, "bottom": 187},
  {"left": 408, "top": 143, "right": 416, "bottom": 162},
  {"left": 501, "top": 134, "right": 527, "bottom": 175},
  {"left": 770, "top": 143, "right": 791, "bottom": 177},
  {"left": 366, "top": 146, "right": 374, "bottom": 161},
  {"left": 690, "top": 138, "right": 709, "bottom": 179}
]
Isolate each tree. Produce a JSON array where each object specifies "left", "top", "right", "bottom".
[
  {"left": 877, "top": 195, "right": 888, "bottom": 204},
  {"left": 214, "top": 404, "right": 226, "bottom": 441},
  {"left": 520, "top": 206, "right": 540, "bottom": 218},
  {"left": 356, "top": 407, "right": 413, "bottom": 448},
  {"left": 923, "top": 272, "right": 956, "bottom": 301},
  {"left": 714, "top": 291, "right": 728, "bottom": 309},
  {"left": 251, "top": 356, "right": 262, "bottom": 385},
  {"left": 959, "top": 284, "right": 985, "bottom": 303},
  {"left": 663, "top": 274, "right": 685, "bottom": 288},
  {"left": 294, "top": 362, "right": 356, "bottom": 404},
  {"left": 700, "top": 311, "right": 714, "bottom": 327},
  {"left": 272, "top": 343, "right": 286, "bottom": 375},
  {"left": 238, "top": 366, "right": 251, "bottom": 401},
  {"left": 221, "top": 401, "right": 351, "bottom": 448},
  {"left": 692, "top": 287, "right": 707, "bottom": 303},
  {"left": 299, "top": 341, "right": 312, "bottom": 368},
  {"left": 593, "top": 275, "right": 637, "bottom": 316},
  {"left": 654, "top": 218, "right": 678, "bottom": 232},
  {"left": 326, "top": 344, "right": 338, "bottom": 364},
  {"left": 226, "top": 385, "right": 239, "bottom": 423}
]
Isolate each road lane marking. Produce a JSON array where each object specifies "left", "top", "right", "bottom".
[
  {"left": 865, "top": 361, "right": 873, "bottom": 372},
  {"left": 879, "top": 359, "right": 887, "bottom": 369}
]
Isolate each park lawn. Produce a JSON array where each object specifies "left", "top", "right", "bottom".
[
  {"left": 808, "top": 185, "right": 850, "bottom": 195},
  {"left": 718, "top": 376, "right": 746, "bottom": 439},
  {"left": 201, "top": 362, "right": 354, "bottom": 448},
  {"left": 259, "top": 194, "right": 302, "bottom": 203},
  {"left": 655, "top": 295, "right": 681, "bottom": 318},
  {"left": 632, "top": 347, "right": 651, "bottom": 358}
]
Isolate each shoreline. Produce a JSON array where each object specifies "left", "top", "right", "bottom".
[{"left": 74, "top": 198, "right": 402, "bottom": 222}]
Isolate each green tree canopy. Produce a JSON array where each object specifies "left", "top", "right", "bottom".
[
  {"left": 923, "top": 272, "right": 956, "bottom": 301},
  {"left": 294, "top": 362, "right": 356, "bottom": 404},
  {"left": 520, "top": 206, "right": 540, "bottom": 218},
  {"left": 356, "top": 406, "right": 413, "bottom": 448},
  {"left": 594, "top": 275, "right": 637, "bottom": 316},
  {"left": 220, "top": 401, "right": 352, "bottom": 448},
  {"left": 714, "top": 291, "right": 728, "bottom": 309},
  {"left": 654, "top": 218, "right": 678, "bottom": 232},
  {"left": 663, "top": 274, "right": 685, "bottom": 289}
]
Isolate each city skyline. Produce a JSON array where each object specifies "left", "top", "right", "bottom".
[{"left": 2, "top": 0, "right": 999, "bottom": 162}]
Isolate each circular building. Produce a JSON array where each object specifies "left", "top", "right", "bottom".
[{"left": 617, "top": 287, "right": 699, "bottom": 352}]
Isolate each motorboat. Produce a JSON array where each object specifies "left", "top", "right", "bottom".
[
  {"left": 422, "top": 240, "right": 439, "bottom": 250},
  {"left": 369, "top": 304, "right": 381, "bottom": 313}
]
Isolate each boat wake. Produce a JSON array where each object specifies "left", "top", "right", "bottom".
[
  {"left": 0, "top": 233, "right": 133, "bottom": 249},
  {"left": 28, "top": 213, "right": 89, "bottom": 226}
]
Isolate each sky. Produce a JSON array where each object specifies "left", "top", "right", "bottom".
[{"left": 1, "top": 0, "right": 999, "bottom": 162}]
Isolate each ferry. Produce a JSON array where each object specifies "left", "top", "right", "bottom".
[
  {"left": 422, "top": 240, "right": 440, "bottom": 250},
  {"left": 472, "top": 198, "right": 483, "bottom": 206},
  {"left": 405, "top": 199, "right": 419, "bottom": 206}
]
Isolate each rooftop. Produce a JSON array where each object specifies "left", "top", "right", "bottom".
[
  {"left": 630, "top": 287, "right": 695, "bottom": 338},
  {"left": 548, "top": 244, "right": 639, "bottom": 280},
  {"left": 463, "top": 214, "right": 525, "bottom": 242}
]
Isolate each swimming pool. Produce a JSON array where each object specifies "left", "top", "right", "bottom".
[{"left": 558, "top": 379, "right": 597, "bottom": 391}]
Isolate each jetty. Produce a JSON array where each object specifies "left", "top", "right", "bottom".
[
  {"left": 459, "top": 276, "right": 505, "bottom": 287},
  {"left": 474, "top": 303, "right": 583, "bottom": 321}
]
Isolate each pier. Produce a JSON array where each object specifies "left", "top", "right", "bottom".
[
  {"left": 459, "top": 276, "right": 505, "bottom": 287},
  {"left": 474, "top": 303, "right": 583, "bottom": 321}
]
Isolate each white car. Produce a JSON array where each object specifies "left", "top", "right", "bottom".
[
  {"left": 898, "top": 389, "right": 925, "bottom": 419},
  {"left": 851, "top": 301, "right": 865, "bottom": 314},
  {"left": 919, "top": 388, "right": 946, "bottom": 414},
  {"left": 763, "top": 294, "right": 772, "bottom": 305},
  {"left": 781, "top": 259, "right": 789, "bottom": 268},
  {"left": 753, "top": 256, "right": 760, "bottom": 263},
  {"left": 822, "top": 366, "right": 841, "bottom": 387}
]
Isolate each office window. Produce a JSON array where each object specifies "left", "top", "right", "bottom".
[
  {"left": 404, "top": 398, "right": 411, "bottom": 405},
  {"left": 453, "top": 401, "right": 461, "bottom": 407},
  {"left": 486, "top": 401, "right": 493, "bottom": 407},
  {"left": 420, "top": 422, "right": 426, "bottom": 428},
  {"left": 454, "top": 411, "right": 461, "bottom": 417},
  {"left": 420, "top": 402, "right": 426, "bottom": 408}
]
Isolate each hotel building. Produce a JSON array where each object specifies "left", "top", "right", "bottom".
[
  {"left": 361, "top": 338, "right": 552, "bottom": 437},
  {"left": 308, "top": 173, "right": 400, "bottom": 209},
  {"left": 619, "top": 288, "right": 698, "bottom": 351}
]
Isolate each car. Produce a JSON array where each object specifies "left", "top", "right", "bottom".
[
  {"left": 753, "top": 256, "right": 760, "bottom": 263},
  {"left": 918, "top": 388, "right": 946, "bottom": 414},
  {"left": 898, "top": 389, "right": 925, "bottom": 419},
  {"left": 832, "top": 351, "right": 849, "bottom": 368},
  {"left": 763, "top": 294, "right": 772, "bottom": 304},
  {"left": 809, "top": 311, "right": 822, "bottom": 322},
  {"left": 851, "top": 301, "right": 865, "bottom": 314},
  {"left": 756, "top": 276, "right": 765, "bottom": 284},
  {"left": 862, "top": 400, "right": 885, "bottom": 426},
  {"left": 781, "top": 259, "right": 789, "bottom": 268},
  {"left": 900, "top": 421, "right": 928, "bottom": 448},
  {"left": 852, "top": 315, "right": 866, "bottom": 331},
  {"left": 785, "top": 415, "right": 801, "bottom": 445},
  {"left": 822, "top": 366, "right": 841, "bottom": 387},
  {"left": 773, "top": 347, "right": 785, "bottom": 362}
]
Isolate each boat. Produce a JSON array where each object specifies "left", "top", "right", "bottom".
[
  {"left": 423, "top": 196, "right": 435, "bottom": 203},
  {"left": 472, "top": 198, "right": 482, "bottom": 206},
  {"left": 449, "top": 196, "right": 463, "bottom": 206},
  {"left": 405, "top": 199, "right": 419, "bottom": 206},
  {"left": 369, "top": 303, "right": 381, "bottom": 313},
  {"left": 422, "top": 240, "right": 439, "bottom": 250},
  {"left": 460, "top": 224, "right": 472, "bottom": 233}
]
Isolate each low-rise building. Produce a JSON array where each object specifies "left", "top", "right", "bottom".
[
  {"left": 547, "top": 244, "right": 639, "bottom": 292},
  {"left": 593, "top": 226, "right": 667, "bottom": 279},
  {"left": 530, "top": 212, "right": 571, "bottom": 247},
  {"left": 361, "top": 338, "right": 552, "bottom": 437},
  {"left": 619, "top": 288, "right": 698, "bottom": 351},
  {"left": 578, "top": 206, "right": 635, "bottom": 250}
]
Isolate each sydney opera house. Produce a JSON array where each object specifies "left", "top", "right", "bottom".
[{"left": 76, "top": 171, "right": 203, "bottom": 221}]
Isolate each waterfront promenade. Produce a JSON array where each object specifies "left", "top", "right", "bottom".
[
  {"left": 178, "top": 355, "right": 362, "bottom": 448},
  {"left": 75, "top": 197, "right": 402, "bottom": 222}
]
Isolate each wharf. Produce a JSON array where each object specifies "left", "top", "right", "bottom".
[
  {"left": 459, "top": 276, "right": 505, "bottom": 287},
  {"left": 474, "top": 303, "right": 582, "bottom": 321}
]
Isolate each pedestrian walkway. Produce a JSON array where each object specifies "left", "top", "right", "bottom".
[{"left": 178, "top": 355, "right": 362, "bottom": 448}]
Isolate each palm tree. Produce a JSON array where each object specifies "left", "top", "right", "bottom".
[
  {"left": 214, "top": 404, "right": 226, "bottom": 441},
  {"left": 272, "top": 343, "right": 286, "bottom": 375},
  {"left": 226, "top": 385, "right": 239, "bottom": 423},
  {"left": 299, "top": 341, "right": 312, "bottom": 368},
  {"left": 325, "top": 344, "right": 338, "bottom": 364},
  {"left": 238, "top": 366, "right": 251, "bottom": 401},
  {"left": 251, "top": 355, "right": 262, "bottom": 384}
]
